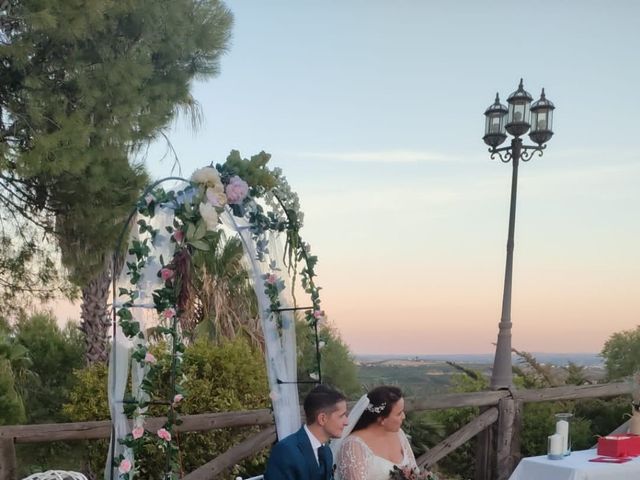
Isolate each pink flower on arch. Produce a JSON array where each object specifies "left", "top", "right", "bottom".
[
  {"left": 163, "top": 308, "right": 176, "bottom": 320},
  {"left": 144, "top": 352, "right": 157, "bottom": 365},
  {"left": 173, "top": 394, "right": 184, "bottom": 405},
  {"left": 160, "top": 268, "right": 174, "bottom": 281},
  {"left": 157, "top": 428, "right": 171, "bottom": 442},
  {"left": 225, "top": 176, "right": 249, "bottom": 204},
  {"left": 265, "top": 274, "right": 277, "bottom": 285},
  {"left": 173, "top": 230, "right": 184, "bottom": 243},
  {"left": 313, "top": 310, "right": 326, "bottom": 327},
  {"left": 132, "top": 426, "right": 144, "bottom": 440},
  {"left": 118, "top": 459, "right": 132, "bottom": 474}
]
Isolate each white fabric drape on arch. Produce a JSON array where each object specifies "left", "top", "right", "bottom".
[
  {"left": 105, "top": 206, "right": 175, "bottom": 480},
  {"left": 106, "top": 200, "right": 301, "bottom": 478},
  {"left": 221, "top": 209, "right": 301, "bottom": 439}
]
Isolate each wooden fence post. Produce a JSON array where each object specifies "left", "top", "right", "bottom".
[
  {"left": 495, "top": 397, "right": 516, "bottom": 480},
  {"left": 0, "top": 438, "right": 17, "bottom": 480},
  {"left": 510, "top": 400, "right": 524, "bottom": 468},
  {"left": 474, "top": 413, "right": 493, "bottom": 480}
]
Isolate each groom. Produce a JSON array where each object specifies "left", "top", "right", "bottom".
[{"left": 264, "top": 384, "right": 348, "bottom": 480}]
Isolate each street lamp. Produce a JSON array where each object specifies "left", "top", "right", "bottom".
[{"left": 483, "top": 79, "right": 555, "bottom": 390}]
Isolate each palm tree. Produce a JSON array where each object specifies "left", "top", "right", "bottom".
[
  {"left": 182, "top": 231, "right": 261, "bottom": 348},
  {"left": 79, "top": 257, "right": 114, "bottom": 364},
  {"left": 57, "top": 194, "right": 140, "bottom": 366}
]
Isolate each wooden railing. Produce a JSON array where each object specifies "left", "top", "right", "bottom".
[
  {"left": 409, "top": 382, "right": 633, "bottom": 480},
  {"left": 0, "top": 382, "right": 632, "bottom": 480},
  {"left": 0, "top": 411, "right": 274, "bottom": 480}
]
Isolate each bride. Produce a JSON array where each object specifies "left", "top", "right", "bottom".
[{"left": 333, "top": 386, "right": 417, "bottom": 480}]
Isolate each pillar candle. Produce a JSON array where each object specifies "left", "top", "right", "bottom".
[
  {"left": 556, "top": 420, "right": 569, "bottom": 454},
  {"left": 548, "top": 433, "right": 562, "bottom": 456}
]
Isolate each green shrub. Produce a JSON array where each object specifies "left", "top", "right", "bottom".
[
  {"left": 61, "top": 362, "right": 110, "bottom": 479},
  {"left": 15, "top": 312, "right": 85, "bottom": 424},
  {"left": 174, "top": 338, "right": 269, "bottom": 476},
  {"left": 601, "top": 326, "right": 640, "bottom": 379},
  {"left": 64, "top": 337, "right": 270, "bottom": 478},
  {"left": 296, "top": 321, "right": 360, "bottom": 399},
  {"left": 573, "top": 397, "right": 629, "bottom": 439},
  {"left": 5, "top": 313, "right": 85, "bottom": 476},
  {"left": 521, "top": 402, "right": 592, "bottom": 456},
  {"left": 0, "top": 357, "right": 25, "bottom": 425}
]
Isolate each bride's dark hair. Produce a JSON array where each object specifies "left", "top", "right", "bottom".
[{"left": 352, "top": 385, "right": 403, "bottom": 431}]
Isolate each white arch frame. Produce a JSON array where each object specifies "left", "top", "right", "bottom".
[{"left": 106, "top": 169, "right": 323, "bottom": 479}]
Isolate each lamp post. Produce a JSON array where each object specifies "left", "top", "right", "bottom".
[{"left": 483, "top": 79, "right": 555, "bottom": 390}]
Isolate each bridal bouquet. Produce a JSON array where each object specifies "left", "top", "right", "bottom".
[{"left": 389, "top": 465, "right": 438, "bottom": 480}]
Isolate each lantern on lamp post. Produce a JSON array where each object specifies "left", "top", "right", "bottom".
[
  {"left": 482, "top": 94, "right": 508, "bottom": 148},
  {"left": 529, "top": 89, "right": 555, "bottom": 145}
]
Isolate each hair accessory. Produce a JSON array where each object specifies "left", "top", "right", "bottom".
[{"left": 366, "top": 402, "right": 386, "bottom": 414}]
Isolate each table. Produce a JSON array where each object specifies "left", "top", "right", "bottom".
[{"left": 509, "top": 449, "right": 640, "bottom": 480}]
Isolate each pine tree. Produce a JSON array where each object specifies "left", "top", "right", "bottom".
[{"left": 0, "top": 0, "right": 233, "bottom": 361}]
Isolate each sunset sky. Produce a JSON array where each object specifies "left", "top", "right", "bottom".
[{"left": 64, "top": 1, "right": 640, "bottom": 355}]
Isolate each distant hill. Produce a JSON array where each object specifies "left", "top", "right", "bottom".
[
  {"left": 355, "top": 352, "right": 603, "bottom": 367},
  {"left": 354, "top": 352, "right": 605, "bottom": 397}
]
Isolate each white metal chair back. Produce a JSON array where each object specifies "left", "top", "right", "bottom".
[{"left": 22, "top": 471, "right": 88, "bottom": 480}]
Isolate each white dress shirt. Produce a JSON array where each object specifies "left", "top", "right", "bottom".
[{"left": 304, "top": 424, "right": 323, "bottom": 465}]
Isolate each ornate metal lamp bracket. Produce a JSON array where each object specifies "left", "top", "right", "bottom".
[
  {"left": 489, "top": 144, "right": 546, "bottom": 163},
  {"left": 520, "top": 144, "right": 546, "bottom": 162},
  {"left": 489, "top": 146, "right": 513, "bottom": 163}
]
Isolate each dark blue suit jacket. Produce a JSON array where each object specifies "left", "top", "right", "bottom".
[{"left": 264, "top": 426, "right": 333, "bottom": 480}]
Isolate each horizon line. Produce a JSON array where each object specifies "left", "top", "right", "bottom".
[{"left": 354, "top": 351, "right": 601, "bottom": 356}]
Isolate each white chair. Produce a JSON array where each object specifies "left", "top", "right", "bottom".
[{"left": 22, "top": 472, "right": 88, "bottom": 480}]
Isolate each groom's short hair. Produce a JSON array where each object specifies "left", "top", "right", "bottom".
[{"left": 303, "top": 384, "right": 346, "bottom": 425}]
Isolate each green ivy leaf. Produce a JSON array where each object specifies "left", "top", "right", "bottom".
[
  {"left": 192, "top": 219, "right": 207, "bottom": 240},
  {"left": 121, "top": 320, "right": 140, "bottom": 337},
  {"left": 185, "top": 222, "right": 196, "bottom": 240},
  {"left": 189, "top": 240, "right": 209, "bottom": 251}
]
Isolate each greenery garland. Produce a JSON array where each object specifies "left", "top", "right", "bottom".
[{"left": 111, "top": 151, "right": 325, "bottom": 478}]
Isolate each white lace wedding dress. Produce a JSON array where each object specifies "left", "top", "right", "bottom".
[{"left": 336, "top": 430, "right": 417, "bottom": 480}]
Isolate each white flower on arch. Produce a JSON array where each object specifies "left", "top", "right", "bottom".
[{"left": 199, "top": 202, "right": 219, "bottom": 230}]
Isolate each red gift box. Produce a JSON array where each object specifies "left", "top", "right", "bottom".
[{"left": 597, "top": 434, "right": 640, "bottom": 457}]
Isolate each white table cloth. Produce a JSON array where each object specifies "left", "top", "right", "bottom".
[{"left": 509, "top": 449, "right": 640, "bottom": 480}]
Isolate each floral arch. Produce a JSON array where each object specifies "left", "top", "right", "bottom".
[{"left": 107, "top": 151, "right": 325, "bottom": 479}]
